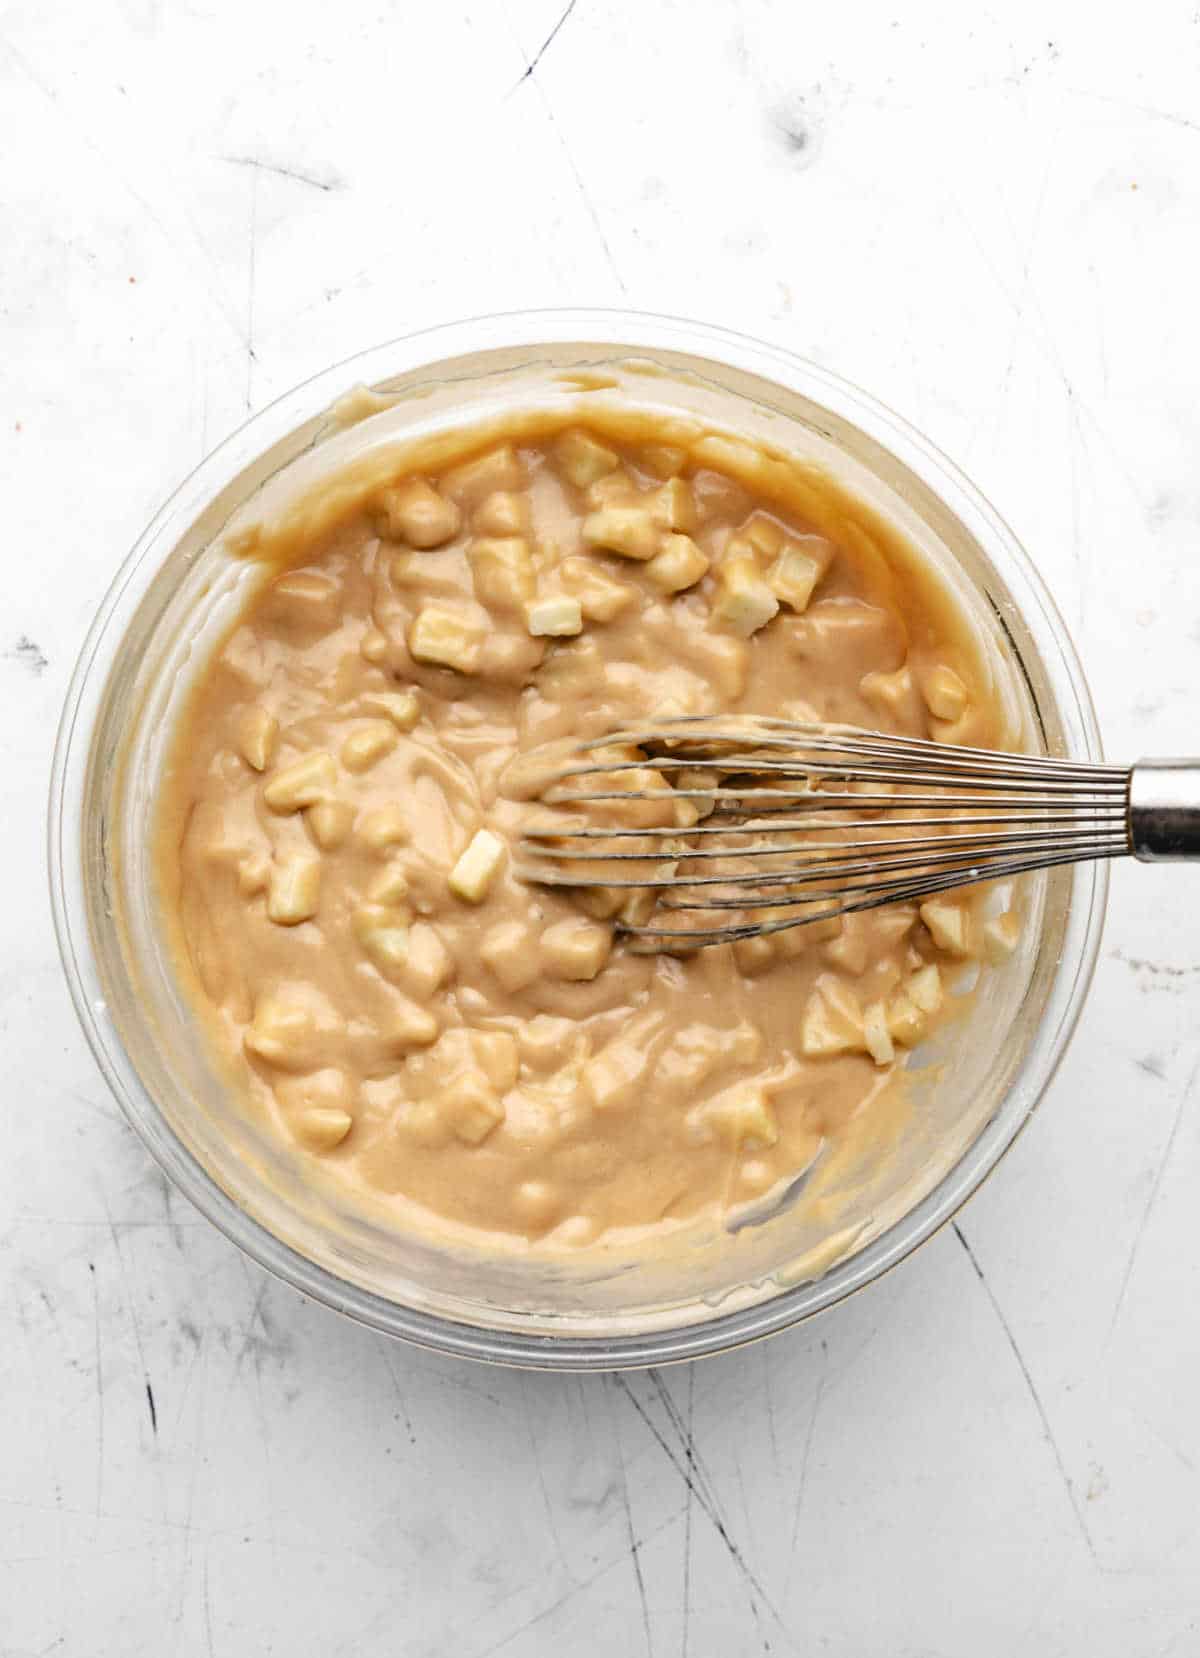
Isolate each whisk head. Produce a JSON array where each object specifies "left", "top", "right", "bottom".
[{"left": 514, "top": 716, "right": 1131, "bottom": 949}]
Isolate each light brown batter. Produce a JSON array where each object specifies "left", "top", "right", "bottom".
[{"left": 157, "top": 414, "right": 1019, "bottom": 1252}]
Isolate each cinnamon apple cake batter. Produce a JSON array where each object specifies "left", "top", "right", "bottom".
[{"left": 156, "top": 412, "right": 1020, "bottom": 1251}]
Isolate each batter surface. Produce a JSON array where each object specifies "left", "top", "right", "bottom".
[{"left": 157, "top": 414, "right": 1019, "bottom": 1250}]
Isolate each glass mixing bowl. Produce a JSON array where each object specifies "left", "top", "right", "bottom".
[{"left": 48, "top": 310, "right": 1107, "bottom": 1369}]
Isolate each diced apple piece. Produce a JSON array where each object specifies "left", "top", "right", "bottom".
[
  {"left": 237, "top": 853, "right": 271, "bottom": 898},
  {"left": 581, "top": 506, "right": 659, "bottom": 561},
  {"left": 553, "top": 428, "right": 620, "bottom": 489},
  {"left": 920, "top": 899, "right": 973, "bottom": 958},
  {"left": 584, "top": 1048, "right": 642, "bottom": 1111},
  {"left": 711, "top": 554, "right": 780, "bottom": 637},
  {"left": 443, "top": 1072, "right": 505, "bottom": 1145},
  {"left": 584, "top": 471, "right": 635, "bottom": 509},
  {"left": 361, "top": 689, "right": 420, "bottom": 731},
  {"left": 519, "top": 1014, "right": 577, "bottom": 1071},
  {"left": 861, "top": 665, "right": 924, "bottom": 727},
  {"left": 367, "top": 863, "right": 409, "bottom": 906},
  {"left": 801, "top": 975, "right": 865, "bottom": 1057},
  {"left": 357, "top": 804, "right": 408, "bottom": 852},
  {"left": 541, "top": 918, "right": 612, "bottom": 981},
  {"left": 267, "top": 852, "right": 321, "bottom": 926},
  {"left": 863, "top": 1000, "right": 895, "bottom": 1066},
  {"left": 386, "top": 999, "right": 440, "bottom": 1051},
  {"left": 449, "top": 829, "right": 506, "bottom": 902},
  {"left": 473, "top": 489, "right": 529, "bottom": 537},
  {"left": 360, "top": 628, "right": 388, "bottom": 665},
  {"left": 768, "top": 538, "right": 833, "bottom": 613},
  {"left": 646, "top": 534, "right": 710, "bottom": 593},
  {"left": 352, "top": 903, "right": 411, "bottom": 973},
  {"left": 561, "top": 557, "right": 637, "bottom": 623},
  {"left": 907, "top": 963, "right": 944, "bottom": 1014},
  {"left": 639, "top": 443, "right": 688, "bottom": 478},
  {"left": 295, "top": 1108, "right": 353, "bottom": 1151},
  {"left": 513, "top": 1180, "right": 561, "bottom": 1227},
  {"left": 441, "top": 444, "right": 524, "bottom": 506},
  {"left": 825, "top": 917, "right": 870, "bottom": 975},
  {"left": 276, "top": 1066, "right": 353, "bottom": 1117},
  {"left": 619, "top": 887, "right": 658, "bottom": 927},
  {"left": 306, "top": 798, "right": 355, "bottom": 851},
  {"left": 472, "top": 1030, "right": 520, "bottom": 1093},
  {"left": 408, "top": 606, "right": 485, "bottom": 673},
  {"left": 237, "top": 707, "right": 279, "bottom": 772},
  {"left": 647, "top": 478, "right": 697, "bottom": 533},
  {"left": 525, "top": 595, "right": 584, "bottom": 637},
  {"left": 688, "top": 1084, "right": 778, "bottom": 1149},
  {"left": 573, "top": 884, "right": 625, "bottom": 921},
  {"left": 733, "top": 934, "right": 776, "bottom": 977},
  {"left": 396, "top": 923, "right": 452, "bottom": 997},
  {"left": 477, "top": 921, "right": 540, "bottom": 981},
  {"left": 378, "top": 478, "right": 461, "bottom": 548},
  {"left": 922, "top": 664, "right": 970, "bottom": 723},
  {"left": 479, "top": 633, "right": 546, "bottom": 683},
  {"left": 467, "top": 537, "right": 536, "bottom": 614},
  {"left": 887, "top": 993, "right": 926, "bottom": 1046},
  {"left": 983, "top": 910, "right": 1021, "bottom": 962},
  {"left": 739, "top": 514, "right": 785, "bottom": 559},
  {"left": 265, "top": 570, "right": 341, "bottom": 633},
  {"left": 244, "top": 985, "right": 341, "bottom": 1071},
  {"left": 340, "top": 721, "right": 397, "bottom": 774},
  {"left": 263, "top": 751, "right": 337, "bottom": 813}
]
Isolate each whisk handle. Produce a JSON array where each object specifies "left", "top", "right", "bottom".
[{"left": 1129, "top": 760, "right": 1200, "bottom": 861}]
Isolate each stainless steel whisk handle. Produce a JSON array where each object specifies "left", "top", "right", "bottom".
[{"left": 1129, "top": 759, "right": 1200, "bottom": 861}]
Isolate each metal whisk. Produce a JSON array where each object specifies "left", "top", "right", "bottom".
[{"left": 515, "top": 717, "right": 1200, "bottom": 948}]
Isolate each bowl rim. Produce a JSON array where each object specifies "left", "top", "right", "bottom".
[{"left": 48, "top": 306, "right": 1109, "bottom": 1369}]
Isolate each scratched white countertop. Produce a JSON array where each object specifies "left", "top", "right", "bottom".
[{"left": 5, "top": 2, "right": 1200, "bottom": 1653}]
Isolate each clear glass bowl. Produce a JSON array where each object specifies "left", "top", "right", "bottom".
[{"left": 48, "top": 310, "right": 1107, "bottom": 1369}]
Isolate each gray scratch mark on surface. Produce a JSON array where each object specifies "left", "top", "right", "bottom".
[
  {"left": 760, "top": 1344, "right": 779, "bottom": 1468},
  {"left": 953, "top": 1223, "right": 1098, "bottom": 1563},
  {"left": 787, "top": 1340, "right": 828, "bottom": 1584},
  {"left": 615, "top": 1374, "right": 788, "bottom": 1648},
  {"left": 1068, "top": 87, "right": 1200, "bottom": 137},
  {"left": 988, "top": 140, "right": 1055, "bottom": 451},
  {"left": 88, "top": 1262, "right": 104, "bottom": 1517},
  {"left": 950, "top": 189, "right": 1145, "bottom": 514},
  {"left": 14, "top": 1285, "right": 66, "bottom": 1639},
  {"left": 202, "top": 1552, "right": 215, "bottom": 1658},
  {"left": 469, "top": 1507, "right": 685, "bottom": 1658},
  {"left": 101, "top": 1190, "right": 157, "bottom": 1446},
  {"left": 1135, "top": 1409, "right": 1198, "bottom": 1475},
  {"left": 500, "top": 5, "right": 627, "bottom": 295},
  {"left": 1065, "top": 381, "right": 1085, "bottom": 618},
  {"left": 1108, "top": 1051, "right": 1198, "bottom": 1340},
  {"left": 681, "top": 1365, "right": 694, "bottom": 1658},
  {"left": 520, "top": 1375, "right": 569, "bottom": 1574},
  {"left": 152, "top": 1166, "right": 186, "bottom": 1251},
  {"left": 5, "top": 634, "right": 48, "bottom": 674},
  {"left": 511, "top": 0, "right": 580, "bottom": 88},
  {"left": 245, "top": 165, "right": 259, "bottom": 410},
  {"left": 1112, "top": 949, "right": 1200, "bottom": 985},
  {"left": 9, "top": 1216, "right": 208, "bottom": 1230},
  {"left": 377, "top": 1342, "right": 417, "bottom": 1447},
  {"left": 1135, "top": 1053, "right": 1167, "bottom": 1079},
  {"left": 614, "top": 1425, "right": 654, "bottom": 1657},
  {"left": 0, "top": 34, "right": 253, "bottom": 353},
  {"left": 223, "top": 153, "right": 341, "bottom": 192}
]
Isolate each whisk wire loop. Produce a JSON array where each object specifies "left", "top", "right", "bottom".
[{"left": 515, "top": 717, "right": 1141, "bottom": 949}]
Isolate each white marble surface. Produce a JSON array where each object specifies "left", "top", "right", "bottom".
[{"left": 5, "top": 1, "right": 1200, "bottom": 1652}]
